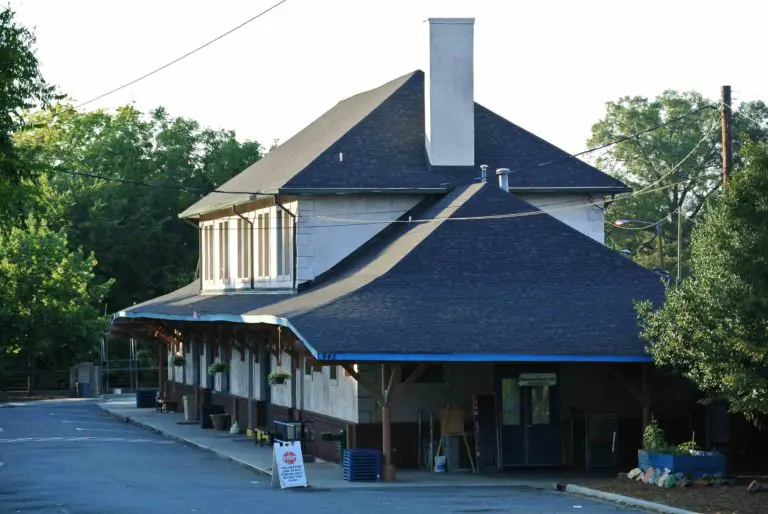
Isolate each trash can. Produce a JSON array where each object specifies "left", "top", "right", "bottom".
[
  {"left": 76, "top": 383, "right": 90, "bottom": 398},
  {"left": 135, "top": 388, "right": 157, "bottom": 409},
  {"left": 183, "top": 395, "right": 197, "bottom": 421}
]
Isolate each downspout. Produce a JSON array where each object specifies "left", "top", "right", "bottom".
[
  {"left": 182, "top": 218, "right": 202, "bottom": 290},
  {"left": 232, "top": 206, "right": 255, "bottom": 289},
  {"left": 272, "top": 195, "right": 298, "bottom": 292}
]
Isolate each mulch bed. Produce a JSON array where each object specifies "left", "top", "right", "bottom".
[{"left": 576, "top": 474, "right": 768, "bottom": 513}]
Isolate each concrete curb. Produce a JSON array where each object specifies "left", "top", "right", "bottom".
[
  {"left": 98, "top": 404, "right": 273, "bottom": 478},
  {"left": 561, "top": 484, "right": 699, "bottom": 514}
]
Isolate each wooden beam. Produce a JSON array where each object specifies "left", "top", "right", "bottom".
[
  {"left": 389, "top": 363, "right": 427, "bottom": 401},
  {"left": 382, "top": 363, "right": 396, "bottom": 403},
  {"left": 341, "top": 364, "right": 384, "bottom": 405}
]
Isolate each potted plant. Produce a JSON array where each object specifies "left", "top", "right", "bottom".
[
  {"left": 172, "top": 354, "right": 185, "bottom": 367},
  {"left": 207, "top": 361, "right": 228, "bottom": 375},
  {"left": 210, "top": 412, "right": 230, "bottom": 431},
  {"left": 638, "top": 420, "right": 726, "bottom": 478},
  {"left": 268, "top": 369, "right": 292, "bottom": 386}
]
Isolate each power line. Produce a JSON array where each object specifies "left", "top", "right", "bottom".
[
  {"left": 721, "top": 100, "right": 766, "bottom": 127},
  {"left": 47, "top": 105, "right": 719, "bottom": 198},
  {"left": 52, "top": 167, "right": 266, "bottom": 196},
  {"left": 503, "top": 105, "right": 718, "bottom": 176},
  {"left": 74, "top": 0, "right": 291, "bottom": 110},
  {"left": 626, "top": 114, "right": 720, "bottom": 194}
]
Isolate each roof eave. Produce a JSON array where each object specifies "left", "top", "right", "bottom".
[
  {"left": 277, "top": 187, "right": 451, "bottom": 195},
  {"left": 508, "top": 186, "right": 632, "bottom": 194},
  {"left": 178, "top": 192, "right": 277, "bottom": 219}
]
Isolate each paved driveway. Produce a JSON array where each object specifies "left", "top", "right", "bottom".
[{"left": 0, "top": 400, "right": 635, "bottom": 513}]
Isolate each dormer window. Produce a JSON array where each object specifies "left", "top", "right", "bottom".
[
  {"left": 203, "top": 225, "right": 214, "bottom": 281},
  {"left": 201, "top": 203, "right": 295, "bottom": 290},
  {"left": 256, "top": 213, "right": 271, "bottom": 279},
  {"left": 237, "top": 218, "right": 252, "bottom": 279},
  {"left": 276, "top": 209, "right": 293, "bottom": 277},
  {"left": 218, "top": 220, "right": 229, "bottom": 281}
]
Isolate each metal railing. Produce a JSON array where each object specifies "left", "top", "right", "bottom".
[
  {"left": 0, "top": 370, "right": 70, "bottom": 393},
  {"left": 101, "top": 362, "right": 160, "bottom": 393}
]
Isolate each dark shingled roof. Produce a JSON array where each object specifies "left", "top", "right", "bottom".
[
  {"left": 180, "top": 71, "right": 629, "bottom": 218},
  {"left": 123, "top": 184, "right": 664, "bottom": 358}
]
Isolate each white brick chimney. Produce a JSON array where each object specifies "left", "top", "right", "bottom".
[{"left": 424, "top": 18, "right": 475, "bottom": 167}]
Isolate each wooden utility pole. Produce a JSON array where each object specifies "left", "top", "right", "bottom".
[
  {"left": 677, "top": 207, "right": 682, "bottom": 283},
  {"left": 721, "top": 85, "right": 734, "bottom": 190}
]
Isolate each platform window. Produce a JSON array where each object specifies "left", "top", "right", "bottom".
[
  {"left": 501, "top": 378, "right": 521, "bottom": 426},
  {"left": 531, "top": 385, "right": 551, "bottom": 425}
]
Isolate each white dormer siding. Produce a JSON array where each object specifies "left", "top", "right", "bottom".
[
  {"left": 295, "top": 195, "right": 425, "bottom": 283},
  {"left": 518, "top": 194, "right": 605, "bottom": 244},
  {"left": 200, "top": 201, "right": 297, "bottom": 292}
]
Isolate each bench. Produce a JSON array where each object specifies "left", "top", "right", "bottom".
[{"left": 155, "top": 393, "right": 177, "bottom": 413}]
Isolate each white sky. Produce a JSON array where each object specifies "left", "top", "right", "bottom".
[{"left": 9, "top": 0, "right": 768, "bottom": 154}]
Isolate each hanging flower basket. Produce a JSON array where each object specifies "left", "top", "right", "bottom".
[
  {"left": 268, "top": 369, "right": 292, "bottom": 386},
  {"left": 207, "top": 361, "right": 229, "bottom": 375},
  {"left": 172, "top": 354, "right": 185, "bottom": 367}
]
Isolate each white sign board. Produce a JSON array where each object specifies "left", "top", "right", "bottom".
[
  {"left": 271, "top": 441, "right": 308, "bottom": 489},
  {"left": 519, "top": 373, "right": 557, "bottom": 386}
]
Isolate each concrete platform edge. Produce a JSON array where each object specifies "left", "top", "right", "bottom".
[{"left": 562, "top": 484, "right": 700, "bottom": 514}]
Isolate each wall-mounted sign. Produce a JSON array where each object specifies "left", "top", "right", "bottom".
[{"left": 519, "top": 373, "right": 557, "bottom": 387}]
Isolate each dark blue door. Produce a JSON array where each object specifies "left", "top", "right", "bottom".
[
  {"left": 499, "top": 375, "right": 525, "bottom": 466},
  {"left": 498, "top": 366, "right": 561, "bottom": 466},
  {"left": 524, "top": 382, "right": 560, "bottom": 465}
]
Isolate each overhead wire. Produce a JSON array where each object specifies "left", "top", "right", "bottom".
[
  {"left": 632, "top": 114, "right": 720, "bottom": 194},
  {"left": 192, "top": 176, "right": 714, "bottom": 233},
  {"left": 73, "top": 0, "right": 291, "bottom": 110},
  {"left": 500, "top": 105, "right": 718, "bottom": 177},
  {"left": 46, "top": 103, "right": 719, "bottom": 199}
]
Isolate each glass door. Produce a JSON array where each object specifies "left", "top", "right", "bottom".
[{"left": 498, "top": 368, "right": 561, "bottom": 466}]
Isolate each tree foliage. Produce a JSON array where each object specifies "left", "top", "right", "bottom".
[
  {"left": 638, "top": 143, "right": 768, "bottom": 421},
  {"left": 589, "top": 90, "right": 768, "bottom": 275},
  {"left": 0, "top": 8, "right": 262, "bottom": 377},
  {"left": 0, "top": 6, "right": 60, "bottom": 219},
  {"left": 0, "top": 216, "right": 112, "bottom": 389},
  {"left": 16, "top": 105, "right": 263, "bottom": 311}
]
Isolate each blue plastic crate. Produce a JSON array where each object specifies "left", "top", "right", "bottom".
[{"left": 343, "top": 449, "right": 382, "bottom": 482}]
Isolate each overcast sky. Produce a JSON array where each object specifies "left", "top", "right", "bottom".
[{"left": 9, "top": 0, "right": 767, "bottom": 154}]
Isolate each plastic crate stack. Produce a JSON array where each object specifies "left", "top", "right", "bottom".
[{"left": 343, "top": 449, "right": 382, "bottom": 482}]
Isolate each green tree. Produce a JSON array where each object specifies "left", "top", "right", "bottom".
[
  {"left": 16, "top": 105, "right": 263, "bottom": 311},
  {"left": 0, "top": 6, "right": 60, "bottom": 220},
  {"left": 638, "top": 142, "right": 768, "bottom": 421},
  {"left": 0, "top": 216, "right": 112, "bottom": 394},
  {"left": 589, "top": 91, "right": 768, "bottom": 275}
]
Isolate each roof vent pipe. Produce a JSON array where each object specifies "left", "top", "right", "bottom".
[
  {"left": 480, "top": 164, "right": 488, "bottom": 184},
  {"left": 497, "top": 168, "right": 511, "bottom": 192}
]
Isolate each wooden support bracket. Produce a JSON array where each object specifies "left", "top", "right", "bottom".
[
  {"left": 341, "top": 364, "right": 384, "bottom": 405},
  {"left": 389, "top": 363, "right": 427, "bottom": 402}
]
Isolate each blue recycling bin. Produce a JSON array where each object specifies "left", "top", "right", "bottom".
[{"left": 77, "top": 383, "right": 90, "bottom": 398}]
